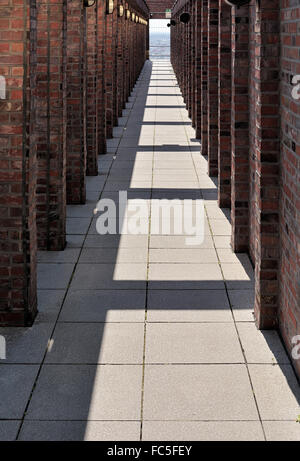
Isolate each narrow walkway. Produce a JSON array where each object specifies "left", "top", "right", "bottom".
[{"left": 1, "top": 61, "right": 300, "bottom": 441}]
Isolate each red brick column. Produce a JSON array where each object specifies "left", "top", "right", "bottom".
[
  {"left": 86, "top": 2, "right": 98, "bottom": 176},
  {"left": 124, "top": 5, "right": 130, "bottom": 102},
  {"left": 187, "top": 2, "right": 192, "bottom": 118},
  {"left": 279, "top": 0, "right": 300, "bottom": 375},
  {"left": 248, "top": 0, "right": 280, "bottom": 329},
  {"left": 105, "top": 2, "right": 114, "bottom": 138},
  {"left": 207, "top": 0, "right": 219, "bottom": 176},
  {"left": 36, "top": 0, "right": 67, "bottom": 251},
  {"left": 117, "top": 1, "right": 124, "bottom": 118},
  {"left": 218, "top": 0, "right": 231, "bottom": 208},
  {"left": 113, "top": 2, "right": 118, "bottom": 126},
  {"left": 66, "top": 0, "right": 87, "bottom": 204},
  {"left": 201, "top": 0, "right": 208, "bottom": 157},
  {"left": 194, "top": 0, "right": 201, "bottom": 139},
  {"left": 191, "top": 0, "right": 196, "bottom": 127},
  {"left": 0, "top": 0, "right": 37, "bottom": 326},
  {"left": 97, "top": 0, "right": 106, "bottom": 157},
  {"left": 230, "top": 4, "right": 249, "bottom": 253}
]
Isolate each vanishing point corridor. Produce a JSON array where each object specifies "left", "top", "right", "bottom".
[{"left": 1, "top": 61, "right": 299, "bottom": 441}]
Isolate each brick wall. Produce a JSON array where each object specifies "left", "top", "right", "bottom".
[
  {"left": 171, "top": 0, "right": 300, "bottom": 379},
  {"left": 86, "top": 1, "right": 98, "bottom": 176},
  {"left": 0, "top": 0, "right": 37, "bottom": 326},
  {"left": 207, "top": 0, "right": 219, "bottom": 177},
  {"left": 230, "top": 4, "right": 250, "bottom": 253},
  {"left": 36, "top": 0, "right": 67, "bottom": 250},
  {"left": 218, "top": 0, "right": 231, "bottom": 208},
  {"left": 0, "top": 0, "right": 148, "bottom": 326},
  {"left": 66, "top": 0, "right": 87, "bottom": 204},
  {"left": 279, "top": 0, "right": 300, "bottom": 376},
  {"left": 249, "top": 0, "right": 280, "bottom": 329}
]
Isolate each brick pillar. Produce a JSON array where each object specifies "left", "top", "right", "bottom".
[
  {"left": 207, "top": 0, "right": 219, "bottom": 176},
  {"left": 230, "top": 4, "right": 249, "bottom": 253},
  {"left": 66, "top": 0, "right": 87, "bottom": 204},
  {"left": 106, "top": 3, "right": 114, "bottom": 138},
  {"left": 113, "top": 2, "right": 118, "bottom": 126},
  {"left": 201, "top": 0, "right": 208, "bottom": 157},
  {"left": 97, "top": 0, "right": 106, "bottom": 156},
  {"left": 248, "top": 0, "right": 280, "bottom": 329},
  {"left": 279, "top": 0, "right": 300, "bottom": 376},
  {"left": 117, "top": 1, "right": 124, "bottom": 118},
  {"left": 187, "top": 2, "right": 192, "bottom": 118},
  {"left": 0, "top": 0, "right": 37, "bottom": 326},
  {"left": 195, "top": 0, "right": 201, "bottom": 139},
  {"left": 146, "top": 18, "right": 149, "bottom": 59},
  {"left": 86, "top": 1, "right": 98, "bottom": 176},
  {"left": 218, "top": 0, "right": 231, "bottom": 208},
  {"left": 191, "top": 0, "right": 196, "bottom": 127},
  {"left": 36, "top": 0, "right": 67, "bottom": 250},
  {"left": 124, "top": 5, "right": 130, "bottom": 102}
]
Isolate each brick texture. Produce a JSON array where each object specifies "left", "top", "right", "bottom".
[
  {"left": 279, "top": 0, "right": 300, "bottom": 376},
  {"left": 36, "top": 0, "right": 67, "bottom": 250},
  {"left": 0, "top": 0, "right": 37, "bottom": 326}
]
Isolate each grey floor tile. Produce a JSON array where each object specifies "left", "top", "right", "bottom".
[
  {"left": 145, "top": 323, "right": 244, "bottom": 363},
  {"left": 237, "top": 323, "right": 290, "bottom": 364},
  {"left": 222, "top": 262, "right": 255, "bottom": 290},
  {"left": 248, "top": 364, "right": 300, "bottom": 420},
  {"left": 143, "top": 364, "right": 259, "bottom": 420},
  {"left": 147, "top": 289, "right": 232, "bottom": 322},
  {"left": 263, "top": 421, "right": 300, "bottom": 441},
  {"left": 37, "top": 248, "right": 80, "bottom": 263},
  {"left": 213, "top": 236, "right": 232, "bottom": 248},
  {"left": 37, "top": 290, "right": 65, "bottom": 322},
  {"left": 60, "top": 290, "right": 146, "bottom": 322},
  {"left": 149, "top": 249, "right": 218, "bottom": 263},
  {"left": 79, "top": 247, "right": 148, "bottom": 263},
  {"left": 66, "top": 234, "right": 85, "bottom": 248},
  {"left": 45, "top": 323, "right": 144, "bottom": 364},
  {"left": 84, "top": 234, "right": 148, "bottom": 248},
  {"left": 142, "top": 421, "right": 264, "bottom": 441},
  {"left": 148, "top": 263, "right": 224, "bottom": 290},
  {"left": 19, "top": 420, "right": 140, "bottom": 441},
  {"left": 66, "top": 218, "right": 91, "bottom": 235},
  {"left": 67, "top": 203, "right": 96, "bottom": 218},
  {"left": 216, "top": 249, "right": 251, "bottom": 265},
  {"left": 149, "top": 234, "right": 214, "bottom": 249},
  {"left": 0, "top": 365, "right": 39, "bottom": 419},
  {"left": 0, "top": 421, "right": 21, "bottom": 441},
  {"left": 37, "top": 263, "right": 74, "bottom": 289},
  {"left": 70, "top": 263, "right": 147, "bottom": 290},
  {"left": 0, "top": 321, "right": 52, "bottom": 363},
  {"left": 86, "top": 177, "right": 106, "bottom": 192},
  {"left": 26, "top": 364, "right": 142, "bottom": 420},
  {"left": 228, "top": 289, "right": 255, "bottom": 322}
]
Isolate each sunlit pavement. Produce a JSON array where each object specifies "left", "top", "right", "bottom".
[{"left": 0, "top": 61, "right": 299, "bottom": 441}]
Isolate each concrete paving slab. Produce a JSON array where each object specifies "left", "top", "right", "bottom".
[
  {"left": 45, "top": 323, "right": 144, "bottom": 364},
  {"left": 26, "top": 364, "right": 142, "bottom": 420},
  {"left": 143, "top": 364, "right": 259, "bottom": 420},
  {"left": 145, "top": 323, "right": 244, "bottom": 363},
  {"left": 19, "top": 421, "right": 140, "bottom": 441}
]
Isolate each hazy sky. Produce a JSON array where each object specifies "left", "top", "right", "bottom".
[{"left": 149, "top": 19, "right": 170, "bottom": 35}]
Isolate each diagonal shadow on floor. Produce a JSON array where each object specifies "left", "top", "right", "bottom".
[{"left": 0, "top": 61, "right": 299, "bottom": 442}]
